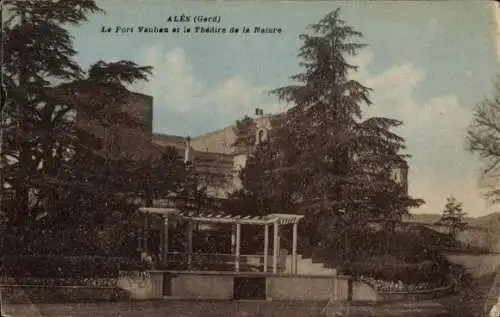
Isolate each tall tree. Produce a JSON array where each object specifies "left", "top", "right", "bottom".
[
  {"left": 436, "top": 196, "right": 468, "bottom": 241},
  {"left": 2, "top": 0, "right": 105, "bottom": 250},
  {"left": 3, "top": 0, "right": 101, "bottom": 211},
  {"left": 228, "top": 9, "right": 423, "bottom": 259},
  {"left": 2, "top": 0, "right": 187, "bottom": 255},
  {"left": 467, "top": 76, "right": 500, "bottom": 203},
  {"left": 228, "top": 115, "right": 294, "bottom": 216}
]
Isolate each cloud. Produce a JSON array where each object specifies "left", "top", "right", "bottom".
[
  {"left": 132, "top": 45, "right": 288, "bottom": 133},
  {"left": 207, "top": 76, "right": 289, "bottom": 115},
  {"left": 208, "top": 77, "right": 266, "bottom": 114},
  {"left": 349, "top": 49, "right": 374, "bottom": 72},
  {"left": 133, "top": 44, "right": 485, "bottom": 216},
  {"left": 135, "top": 46, "right": 203, "bottom": 113},
  {"left": 365, "top": 64, "right": 426, "bottom": 100},
  {"left": 349, "top": 48, "right": 484, "bottom": 215},
  {"left": 429, "top": 18, "right": 439, "bottom": 27}
]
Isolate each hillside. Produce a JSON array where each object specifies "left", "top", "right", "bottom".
[
  {"left": 401, "top": 212, "right": 500, "bottom": 253},
  {"left": 468, "top": 212, "right": 500, "bottom": 228},
  {"left": 405, "top": 212, "right": 500, "bottom": 229}
]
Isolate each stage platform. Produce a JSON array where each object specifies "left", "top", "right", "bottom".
[{"left": 116, "top": 270, "right": 378, "bottom": 302}]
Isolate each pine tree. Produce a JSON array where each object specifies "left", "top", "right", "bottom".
[
  {"left": 2, "top": 0, "right": 186, "bottom": 255},
  {"left": 436, "top": 196, "right": 468, "bottom": 241},
  {"left": 228, "top": 9, "right": 423, "bottom": 260},
  {"left": 2, "top": 0, "right": 104, "bottom": 250}
]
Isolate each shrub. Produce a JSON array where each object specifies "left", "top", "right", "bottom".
[
  {"left": 0, "top": 255, "right": 151, "bottom": 278},
  {"left": 350, "top": 228, "right": 448, "bottom": 263},
  {"left": 317, "top": 226, "right": 450, "bottom": 266},
  {"left": 340, "top": 255, "right": 451, "bottom": 285}
]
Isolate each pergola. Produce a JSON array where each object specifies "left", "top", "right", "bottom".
[{"left": 138, "top": 207, "right": 304, "bottom": 274}]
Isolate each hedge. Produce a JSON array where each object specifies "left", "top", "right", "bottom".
[
  {"left": 0, "top": 255, "right": 151, "bottom": 278},
  {"left": 2, "top": 286, "right": 130, "bottom": 303}
]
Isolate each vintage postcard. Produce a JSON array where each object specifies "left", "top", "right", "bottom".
[{"left": 1, "top": 0, "right": 499, "bottom": 316}]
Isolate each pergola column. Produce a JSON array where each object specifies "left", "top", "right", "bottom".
[
  {"left": 137, "top": 226, "right": 142, "bottom": 251},
  {"left": 186, "top": 221, "right": 193, "bottom": 270},
  {"left": 231, "top": 227, "right": 236, "bottom": 253},
  {"left": 263, "top": 224, "right": 269, "bottom": 273},
  {"left": 272, "top": 221, "right": 280, "bottom": 273},
  {"left": 292, "top": 222, "right": 298, "bottom": 274},
  {"left": 143, "top": 215, "right": 148, "bottom": 254},
  {"left": 162, "top": 217, "right": 169, "bottom": 268},
  {"left": 235, "top": 223, "right": 241, "bottom": 272}
]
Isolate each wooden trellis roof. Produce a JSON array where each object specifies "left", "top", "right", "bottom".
[
  {"left": 138, "top": 207, "right": 304, "bottom": 225},
  {"left": 268, "top": 213, "right": 305, "bottom": 225}
]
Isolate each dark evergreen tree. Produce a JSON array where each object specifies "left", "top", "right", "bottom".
[
  {"left": 436, "top": 196, "right": 468, "bottom": 241},
  {"left": 1, "top": 0, "right": 187, "bottom": 255},
  {"left": 227, "top": 9, "right": 423, "bottom": 260},
  {"left": 3, "top": 0, "right": 103, "bottom": 252}
]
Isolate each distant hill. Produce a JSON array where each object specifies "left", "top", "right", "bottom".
[
  {"left": 403, "top": 213, "right": 442, "bottom": 224},
  {"left": 401, "top": 212, "right": 500, "bottom": 253},
  {"left": 404, "top": 212, "right": 500, "bottom": 229},
  {"left": 468, "top": 212, "right": 500, "bottom": 228}
]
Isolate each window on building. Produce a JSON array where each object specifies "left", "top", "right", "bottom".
[{"left": 256, "top": 129, "right": 267, "bottom": 145}]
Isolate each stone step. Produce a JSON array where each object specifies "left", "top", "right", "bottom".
[{"left": 285, "top": 254, "right": 337, "bottom": 275}]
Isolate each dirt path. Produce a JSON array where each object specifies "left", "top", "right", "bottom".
[
  {"left": 3, "top": 299, "right": 450, "bottom": 317},
  {"left": 3, "top": 300, "right": 326, "bottom": 317}
]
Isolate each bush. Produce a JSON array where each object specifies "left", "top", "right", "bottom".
[
  {"left": 351, "top": 228, "right": 448, "bottom": 263},
  {"left": 340, "top": 255, "right": 451, "bottom": 285},
  {"left": 0, "top": 255, "right": 151, "bottom": 278},
  {"left": 316, "top": 225, "right": 450, "bottom": 266}
]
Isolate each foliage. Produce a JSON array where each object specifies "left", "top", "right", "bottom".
[
  {"left": 233, "top": 115, "right": 257, "bottom": 151},
  {"left": 436, "top": 196, "right": 468, "bottom": 240},
  {"left": 1, "top": 0, "right": 188, "bottom": 255},
  {"left": 468, "top": 76, "right": 500, "bottom": 203},
  {"left": 314, "top": 225, "right": 449, "bottom": 269},
  {"left": 0, "top": 255, "right": 151, "bottom": 278},
  {"left": 226, "top": 8, "right": 423, "bottom": 259},
  {"left": 341, "top": 255, "right": 451, "bottom": 285},
  {"left": 4, "top": 0, "right": 102, "bottom": 213}
]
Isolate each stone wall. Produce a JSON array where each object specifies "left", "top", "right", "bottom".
[
  {"left": 114, "top": 92, "right": 156, "bottom": 160},
  {"left": 117, "top": 271, "right": 378, "bottom": 302},
  {"left": 116, "top": 271, "right": 164, "bottom": 299},
  {"left": 190, "top": 125, "right": 237, "bottom": 155},
  {"left": 75, "top": 90, "right": 158, "bottom": 161},
  {"left": 170, "top": 274, "right": 234, "bottom": 299},
  {"left": 266, "top": 275, "right": 350, "bottom": 301}
]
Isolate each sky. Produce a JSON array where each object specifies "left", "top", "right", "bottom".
[{"left": 66, "top": 0, "right": 499, "bottom": 217}]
